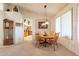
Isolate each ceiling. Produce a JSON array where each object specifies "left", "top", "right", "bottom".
[{"left": 12, "top": 3, "right": 68, "bottom": 17}]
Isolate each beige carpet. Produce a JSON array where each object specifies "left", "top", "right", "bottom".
[{"left": 0, "top": 40, "right": 77, "bottom": 56}]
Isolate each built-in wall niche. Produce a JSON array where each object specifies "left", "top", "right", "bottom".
[
  {"left": 16, "top": 23, "right": 23, "bottom": 27},
  {"left": 5, "top": 5, "right": 19, "bottom": 12},
  {"left": 3, "top": 19, "right": 14, "bottom": 45}
]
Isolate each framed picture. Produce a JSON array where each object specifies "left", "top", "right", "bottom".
[{"left": 38, "top": 21, "right": 48, "bottom": 29}]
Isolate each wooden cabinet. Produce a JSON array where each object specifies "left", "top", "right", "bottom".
[
  {"left": 4, "top": 39, "right": 13, "bottom": 45},
  {"left": 24, "top": 31, "right": 32, "bottom": 37},
  {"left": 24, "top": 32, "right": 28, "bottom": 37},
  {"left": 24, "top": 25, "right": 32, "bottom": 37},
  {"left": 3, "top": 19, "right": 14, "bottom": 45},
  {"left": 28, "top": 31, "right": 32, "bottom": 35}
]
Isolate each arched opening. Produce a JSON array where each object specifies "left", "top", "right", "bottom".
[{"left": 24, "top": 18, "right": 33, "bottom": 41}]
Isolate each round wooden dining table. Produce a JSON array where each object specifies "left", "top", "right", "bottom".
[{"left": 39, "top": 35, "right": 54, "bottom": 47}]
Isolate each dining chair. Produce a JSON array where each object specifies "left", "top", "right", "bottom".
[
  {"left": 54, "top": 33, "right": 59, "bottom": 48},
  {"left": 35, "top": 33, "right": 40, "bottom": 46},
  {"left": 35, "top": 33, "right": 45, "bottom": 47},
  {"left": 48, "top": 33, "right": 59, "bottom": 51}
]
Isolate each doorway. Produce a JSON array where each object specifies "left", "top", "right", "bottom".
[{"left": 24, "top": 18, "right": 33, "bottom": 41}]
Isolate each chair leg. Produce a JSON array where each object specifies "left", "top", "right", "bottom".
[
  {"left": 56, "top": 43, "right": 58, "bottom": 48},
  {"left": 53, "top": 44, "right": 55, "bottom": 51},
  {"left": 36, "top": 42, "right": 40, "bottom": 48}
]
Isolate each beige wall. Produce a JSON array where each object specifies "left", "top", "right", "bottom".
[
  {"left": 50, "top": 17, "right": 55, "bottom": 32},
  {"left": 54, "top": 3, "right": 79, "bottom": 55}
]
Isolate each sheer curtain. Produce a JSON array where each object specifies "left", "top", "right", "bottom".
[{"left": 61, "top": 10, "right": 72, "bottom": 39}]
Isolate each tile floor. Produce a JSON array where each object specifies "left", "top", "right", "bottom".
[{"left": 0, "top": 40, "right": 77, "bottom": 56}]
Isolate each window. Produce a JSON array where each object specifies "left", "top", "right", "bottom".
[
  {"left": 61, "top": 10, "right": 72, "bottom": 39},
  {"left": 56, "top": 17, "right": 61, "bottom": 33},
  {"left": 56, "top": 10, "right": 72, "bottom": 39}
]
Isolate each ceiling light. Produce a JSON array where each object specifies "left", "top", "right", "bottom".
[{"left": 42, "top": 4, "right": 49, "bottom": 25}]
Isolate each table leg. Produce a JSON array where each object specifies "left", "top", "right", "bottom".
[{"left": 44, "top": 38, "right": 48, "bottom": 47}]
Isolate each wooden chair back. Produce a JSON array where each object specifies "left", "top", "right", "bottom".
[
  {"left": 48, "top": 33, "right": 59, "bottom": 45},
  {"left": 54, "top": 33, "right": 59, "bottom": 42}
]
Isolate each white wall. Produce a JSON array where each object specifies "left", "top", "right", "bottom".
[
  {"left": 0, "top": 20, "right": 3, "bottom": 45},
  {"left": 14, "top": 27, "right": 24, "bottom": 44},
  {"left": 54, "top": 4, "right": 79, "bottom": 55},
  {"left": 0, "top": 11, "right": 4, "bottom": 45}
]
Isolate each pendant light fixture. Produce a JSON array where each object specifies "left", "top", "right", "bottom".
[{"left": 42, "top": 4, "right": 49, "bottom": 25}]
